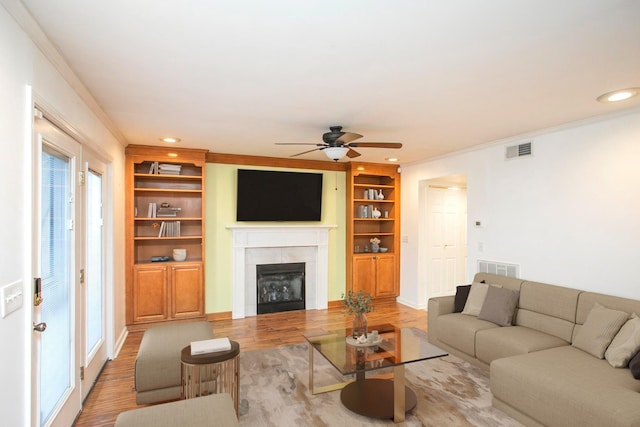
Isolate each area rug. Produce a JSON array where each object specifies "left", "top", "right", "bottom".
[{"left": 237, "top": 336, "right": 523, "bottom": 426}]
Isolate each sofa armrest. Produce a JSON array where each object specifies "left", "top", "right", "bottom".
[{"left": 428, "top": 296, "right": 455, "bottom": 344}]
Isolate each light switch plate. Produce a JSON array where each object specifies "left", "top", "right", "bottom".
[{"left": 1, "top": 280, "right": 23, "bottom": 318}]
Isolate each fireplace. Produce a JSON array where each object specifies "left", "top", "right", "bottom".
[
  {"left": 256, "top": 262, "right": 305, "bottom": 314},
  {"left": 227, "top": 224, "right": 335, "bottom": 318}
]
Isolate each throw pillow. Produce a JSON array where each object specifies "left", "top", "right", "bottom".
[
  {"left": 454, "top": 285, "right": 472, "bottom": 313},
  {"left": 572, "top": 302, "right": 629, "bottom": 359},
  {"left": 461, "top": 283, "right": 489, "bottom": 317},
  {"left": 629, "top": 350, "right": 640, "bottom": 380},
  {"left": 605, "top": 313, "right": 640, "bottom": 368},
  {"left": 478, "top": 286, "right": 520, "bottom": 326}
]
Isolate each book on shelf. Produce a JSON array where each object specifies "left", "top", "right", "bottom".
[
  {"left": 156, "top": 207, "right": 181, "bottom": 217},
  {"left": 158, "top": 221, "right": 181, "bottom": 237},
  {"left": 158, "top": 163, "right": 182, "bottom": 175},
  {"left": 148, "top": 161, "right": 160, "bottom": 174},
  {"left": 359, "top": 204, "right": 375, "bottom": 218},
  {"left": 147, "top": 202, "right": 157, "bottom": 218}
]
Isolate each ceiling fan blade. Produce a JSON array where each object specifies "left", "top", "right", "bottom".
[
  {"left": 290, "top": 147, "right": 323, "bottom": 157},
  {"left": 335, "top": 132, "right": 363, "bottom": 144},
  {"left": 349, "top": 142, "right": 402, "bottom": 149},
  {"left": 275, "top": 143, "right": 324, "bottom": 146},
  {"left": 346, "top": 148, "right": 361, "bottom": 158}
]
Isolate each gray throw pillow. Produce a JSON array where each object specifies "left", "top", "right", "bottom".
[
  {"left": 478, "top": 286, "right": 520, "bottom": 326},
  {"left": 461, "top": 283, "right": 489, "bottom": 317},
  {"left": 572, "top": 302, "right": 629, "bottom": 359},
  {"left": 605, "top": 313, "right": 640, "bottom": 368}
]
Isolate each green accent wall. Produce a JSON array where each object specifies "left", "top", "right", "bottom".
[{"left": 204, "top": 163, "right": 346, "bottom": 314}]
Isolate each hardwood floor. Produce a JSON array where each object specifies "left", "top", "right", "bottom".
[{"left": 73, "top": 302, "right": 427, "bottom": 427}]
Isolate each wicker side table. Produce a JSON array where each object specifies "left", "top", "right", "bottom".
[{"left": 180, "top": 340, "right": 240, "bottom": 415}]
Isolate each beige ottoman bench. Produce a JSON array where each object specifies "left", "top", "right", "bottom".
[
  {"left": 115, "top": 393, "right": 239, "bottom": 427},
  {"left": 134, "top": 321, "right": 215, "bottom": 404}
]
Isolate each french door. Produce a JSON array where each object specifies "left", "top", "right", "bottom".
[
  {"left": 32, "top": 111, "right": 109, "bottom": 426},
  {"left": 81, "top": 152, "right": 108, "bottom": 400}
]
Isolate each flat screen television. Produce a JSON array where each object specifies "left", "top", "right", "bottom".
[{"left": 236, "top": 169, "right": 323, "bottom": 221}]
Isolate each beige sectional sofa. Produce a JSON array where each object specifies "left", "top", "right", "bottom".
[{"left": 428, "top": 273, "right": 640, "bottom": 427}]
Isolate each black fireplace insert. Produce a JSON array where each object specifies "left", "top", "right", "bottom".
[{"left": 256, "top": 262, "right": 305, "bottom": 314}]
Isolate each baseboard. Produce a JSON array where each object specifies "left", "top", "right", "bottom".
[
  {"left": 206, "top": 311, "right": 232, "bottom": 321},
  {"left": 395, "top": 296, "right": 427, "bottom": 310},
  {"left": 113, "top": 327, "right": 128, "bottom": 359}
]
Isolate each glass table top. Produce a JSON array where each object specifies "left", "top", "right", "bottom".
[{"left": 303, "top": 324, "right": 448, "bottom": 376}]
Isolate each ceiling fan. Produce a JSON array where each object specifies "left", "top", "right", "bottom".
[{"left": 276, "top": 126, "right": 402, "bottom": 161}]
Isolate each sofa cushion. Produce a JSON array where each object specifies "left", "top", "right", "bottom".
[
  {"left": 436, "top": 313, "right": 498, "bottom": 357},
  {"left": 462, "top": 283, "right": 492, "bottom": 316},
  {"left": 572, "top": 302, "right": 629, "bottom": 359},
  {"left": 478, "top": 287, "right": 520, "bottom": 326},
  {"left": 476, "top": 326, "right": 569, "bottom": 364},
  {"left": 605, "top": 313, "right": 640, "bottom": 368},
  {"left": 515, "top": 281, "right": 581, "bottom": 342},
  {"left": 454, "top": 284, "right": 471, "bottom": 313},
  {"left": 491, "top": 346, "right": 640, "bottom": 427},
  {"left": 630, "top": 350, "right": 640, "bottom": 380}
]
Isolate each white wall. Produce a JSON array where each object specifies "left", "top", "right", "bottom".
[
  {"left": 0, "top": 3, "right": 126, "bottom": 425},
  {"left": 401, "top": 109, "right": 640, "bottom": 307}
]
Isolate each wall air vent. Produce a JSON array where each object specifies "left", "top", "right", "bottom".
[
  {"left": 477, "top": 260, "right": 520, "bottom": 278},
  {"left": 505, "top": 141, "right": 532, "bottom": 159}
]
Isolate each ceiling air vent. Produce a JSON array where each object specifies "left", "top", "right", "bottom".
[{"left": 505, "top": 141, "right": 532, "bottom": 159}]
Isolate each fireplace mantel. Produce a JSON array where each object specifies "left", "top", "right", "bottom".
[{"left": 226, "top": 224, "right": 337, "bottom": 318}]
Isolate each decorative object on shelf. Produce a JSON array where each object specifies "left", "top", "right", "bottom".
[
  {"left": 370, "top": 237, "right": 381, "bottom": 253},
  {"left": 173, "top": 248, "right": 187, "bottom": 262},
  {"left": 377, "top": 189, "right": 384, "bottom": 200},
  {"left": 371, "top": 207, "right": 381, "bottom": 219},
  {"left": 342, "top": 290, "right": 374, "bottom": 339},
  {"left": 379, "top": 247, "right": 388, "bottom": 253}
]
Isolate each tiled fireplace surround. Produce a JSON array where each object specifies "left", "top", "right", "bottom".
[{"left": 227, "top": 225, "right": 336, "bottom": 319}]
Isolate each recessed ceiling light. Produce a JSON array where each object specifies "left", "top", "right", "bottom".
[
  {"left": 386, "top": 157, "right": 399, "bottom": 162},
  {"left": 596, "top": 88, "right": 639, "bottom": 103},
  {"left": 161, "top": 137, "right": 181, "bottom": 143}
]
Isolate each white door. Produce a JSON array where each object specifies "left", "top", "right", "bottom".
[
  {"left": 32, "top": 115, "right": 82, "bottom": 427},
  {"left": 81, "top": 152, "right": 108, "bottom": 399},
  {"left": 426, "top": 187, "right": 467, "bottom": 298}
]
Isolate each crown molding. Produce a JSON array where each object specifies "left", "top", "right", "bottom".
[{"left": 2, "top": 0, "right": 127, "bottom": 146}]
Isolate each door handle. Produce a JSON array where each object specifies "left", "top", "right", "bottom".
[{"left": 33, "top": 322, "right": 47, "bottom": 333}]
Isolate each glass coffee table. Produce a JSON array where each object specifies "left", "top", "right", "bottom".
[{"left": 304, "top": 324, "right": 447, "bottom": 423}]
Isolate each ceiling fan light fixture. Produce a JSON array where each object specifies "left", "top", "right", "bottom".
[{"left": 324, "top": 146, "right": 349, "bottom": 161}]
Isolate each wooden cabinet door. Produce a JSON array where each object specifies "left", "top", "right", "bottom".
[
  {"left": 170, "top": 262, "right": 204, "bottom": 318},
  {"left": 132, "top": 264, "right": 169, "bottom": 323},
  {"left": 352, "top": 255, "right": 376, "bottom": 296},
  {"left": 374, "top": 254, "right": 396, "bottom": 297}
]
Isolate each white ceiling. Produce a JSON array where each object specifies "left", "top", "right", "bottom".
[{"left": 19, "top": 0, "right": 640, "bottom": 164}]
